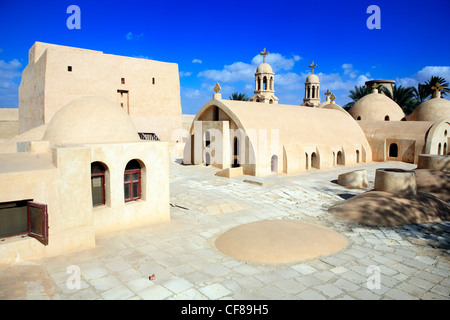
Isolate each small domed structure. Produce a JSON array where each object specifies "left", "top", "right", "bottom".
[
  {"left": 306, "top": 73, "right": 319, "bottom": 83},
  {"left": 43, "top": 96, "right": 140, "bottom": 145},
  {"left": 256, "top": 62, "right": 273, "bottom": 74},
  {"left": 349, "top": 89, "right": 405, "bottom": 121},
  {"left": 408, "top": 97, "right": 450, "bottom": 122}
]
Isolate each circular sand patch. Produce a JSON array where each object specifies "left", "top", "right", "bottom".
[
  {"left": 328, "top": 190, "right": 450, "bottom": 226},
  {"left": 215, "top": 220, "right": 348, "bottom": 264}
]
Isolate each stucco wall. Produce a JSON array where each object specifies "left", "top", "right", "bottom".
[{"left": 19, "top": 42, "right": 182, "bottom": 142}]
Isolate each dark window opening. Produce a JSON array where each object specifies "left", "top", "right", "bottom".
[
  {"left": 233, "top": 138, "right": 239, "bottom": 168},
  {"left": 138, "top": 132, "right": 160, "bottom": 141},
  {"left": 68, "top": 66, "right": 72, "bottom": 72},
  {"left": 205, "top": 131, "right": 211, "bottom": 147},
  {"left": 389, "top": 143, "right": 398, "bottom": 158},
  {"left": 152, "top": 78, "right": 155, "bottom": 85},
  {"left": 385, "top": 115, "right": 390, "bottom": 121},
  {"left": 124, "top": 160, "right": 142, "bottom": 202},
  {"left": 121, "top": 78, "right": 125, "bottom": 84},
  {"left": 91, "top": 162, "right": 106, "bottom": 207},
  {"left": 0, "top": 200, "right": 48, "bottom": 245},
  {"left": 213, "top": 106, "right": 219, "bottom": 121},
  {"left": 205, "top": 153, "right": 211, "bottom": 166},
  {"left": 357, "top": 116, "right": 361, "bottom": 120}
]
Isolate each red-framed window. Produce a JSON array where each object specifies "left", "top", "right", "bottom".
[
  {"left": 91, "top": 162, "right": 106, "bottom": 206},
  {"left": 124, "top": 160, "right": 142, "bottom": 202},
  {"left": 27, "top": 201, "right": 48, "bottom": 245}
]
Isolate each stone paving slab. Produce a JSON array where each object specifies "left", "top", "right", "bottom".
[{"left": 0, "top": 161, "right": 449, "bottom": 300}]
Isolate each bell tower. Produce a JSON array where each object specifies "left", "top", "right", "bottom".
[
  {"left": 302, "top": 61, "right": 321, "bottom": 107},
  {"left": 250, "top": 48, "right": 279, "bottom": 104}
]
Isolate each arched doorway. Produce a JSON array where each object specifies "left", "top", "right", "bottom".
[
  {"left": 271, "top": 155, "right": 278, "bottom": 173},
  {"left": 233, "top": 137, "right": 239, "bottom": 168},
  {"left": 356, "top": 150, "right": 360, "bottom": 163},
  {"left": 336, "top": 151, "right": 344, "bottom": 165},
  {"left": 311, "top": 152, "right": 319, "bottom": 169},
  {"left": 389, "top": 143, "right": 398, "bottom": 158}
]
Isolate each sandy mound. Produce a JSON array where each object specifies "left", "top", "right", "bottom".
[
  {"left": 414, "top": 169, "right": 450, "bottom": 201},
  {"left": 215, "top": 220, "right": 348, "bottom": 264},
  {"left": 328, "top": 190, "right": 450, "bottom": 226}
]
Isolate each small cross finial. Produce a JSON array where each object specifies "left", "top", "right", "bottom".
[
  {"left": 372, "top": 83, "right": 379, "bottom": 93},
  {"left": 214, "top": 83, "right": 221, "bottom": 94},
  {"left": 309, "top": 61, "right": 317, "bottom": 74},
  {"left": 432, "top": 82, "right": 443, "bottom": 98},
  {"left": 330, "top": 94, "right": 336, "bottom": 103},
  {"left": 324, "top": 89, "right": 331, "bottom": 98},
  {"left": 260, "top": 48, "right": 269, "bottom": 63}
]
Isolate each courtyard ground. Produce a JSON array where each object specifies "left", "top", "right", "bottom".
[{"left": 0, "top": 160, "right": 449, "bottom": 300}]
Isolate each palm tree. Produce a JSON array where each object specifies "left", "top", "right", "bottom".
[
  {"left": 379, "top": 85, "right": 416, "bottom": 115},
  {"left": 229, "top": 92, "right": 249, "bottom": 101},
  {"left": 343, "top": 85, "right": 372, "bottom": 110},
  {"left": 412, "top": 83, "right": 431, "bottom": 105},
  {"left": 424, "top": 76, "right": 450, "bottom": 98}
]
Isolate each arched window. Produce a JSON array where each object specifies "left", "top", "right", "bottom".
[
  {"left": 91, "top": 162, "right": 107, "bottom": 206},
  {"left": 311, "top": 152, "right": 319, "bottom": 169},
  {"left": 269, "top": 99, "right": 273, "bottom": 104},
  {"left": 389, "top": 143, "right": 398, "bottom": 158},
  {"left": 263, "top": 76, "right": 268, "bottom": 90},
  {"left": 205, "top": 131, "right": 211, "bottom": 147},
  {"left": 270, "top": 77, "right": 274, "bottom": 90},
  {"left": 271, "top": 155, "right": 278, "bottom": 172},
  {"left": 444, "top": 143, "right": 447, "bottom": 155},
  {"left": 312, "top": 86, "right": 315, "bottom": 98},
  {"left": 305, "top": 153, "right": 309, "bottom": 170},
  {"left": 356, "top": 150, "right": 360, "bottom": 163},
  {"left": 124, "top": 160, "right": 142, "bottom": 202},
  {"left": 357, "top": 116, "right": 361, "bottom": 120},
  {"left": 333, "top": 152, "right": 336, "bottom": 166},
  {"left": 437, "top": 143, "right": 442, "bottom": 155},
  {"left": 385, "top": 115, "right": 390, "bottom": 121}
]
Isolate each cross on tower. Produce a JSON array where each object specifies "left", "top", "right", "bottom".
[
  {"left": 309, "top": 61, "right": 317, "bottom": 74},
  {"left": 330, "top": 94, "right": 336, "bottom": 103},
  {"left": 324, "top": 89, "right": 332, "bottom": 98},
  {"left": 260, "top": 48, "right": 269, "bottom": 63},
  {"left": 214, "top": 83, "right": 221, "bottom": 94},
  {"left": 432, "top": 82, "right": 443, "bottom": 98}
]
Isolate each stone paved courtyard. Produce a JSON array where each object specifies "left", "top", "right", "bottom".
[{"left": 0, "top": 160, "right": 449, "bottom": 300}]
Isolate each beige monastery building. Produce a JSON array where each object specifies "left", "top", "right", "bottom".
[
  {"left": 19, "top": 42, "right": 182, "bottom": 142},
  {"left": 183, "top": 51, "right": 450, "bottom": 176},
  {"left": 0, "top": 45, "right": 449, "bottom": 263}
]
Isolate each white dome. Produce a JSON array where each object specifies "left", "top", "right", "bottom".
[
  {"left": 256, "top": 63, "right": 273, "bottom": 74},
  {"left": 306, "top": 74, "right": 319, "bottom": 83},
  {"left": 43, "top": 96, "right": 140, "bottom": 145}
]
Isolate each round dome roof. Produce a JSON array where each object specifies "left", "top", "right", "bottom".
[
  {"left": 256, "top": 63, "right": 273, "bottom": 74},
  {"left": 306, "top": 73, "right": 319, "bottom": 83},
  {"left": 408, "top": 97, "right": 450, "bottom": 121},
  {"left": 349, "top": 92, "right": 405, "bottom": 121},
  {"left": 43, "top": 96, "right": 140, "bottom": 145}
]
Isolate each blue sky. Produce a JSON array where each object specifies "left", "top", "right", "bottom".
[{"left": 0, "top": 0, "right": 449, "bottom": 114}]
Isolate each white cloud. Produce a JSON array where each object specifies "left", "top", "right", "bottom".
[
  {"left": 415, "top": 66, "right": 450, "bottom": 82},
  {"left": 133, "top": 55, "right": 150, "bottom": 60},
  {"left": 251, "top": 52, "right": 300, "bottom": 72},
  {"left": 126, "top": 32, "right": 144, "bottom": 40},
  {"left": 192, "top": 59, "right": 202, "bottom": 64},
  {"left": 0, "top": 59, "right": 23, "bottom": 108},
  {"left": 179, "top": 71, "right": 192, "bottom": 77},
  {"left": 198, "top": 61, "right": 254, "bottom": 83},
  {"left": 395, "top": 66, "right": 450, "bottom": 89}
]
